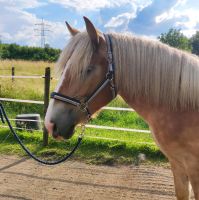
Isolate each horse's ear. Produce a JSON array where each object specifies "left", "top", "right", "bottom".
[
  {"left": 65, "top": 21, "right": 79, "bottom": 36},
  {"left": 83, "top": 16, "right": 99, "bottom": 50}
]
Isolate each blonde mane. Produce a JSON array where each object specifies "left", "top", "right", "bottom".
[
  {"left": 110, "top": 33, "right": 199, "bottom": 111},
  {"left": 56, "top": 32, "right": 199, "bottom": 111}
]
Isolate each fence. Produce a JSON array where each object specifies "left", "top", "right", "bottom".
[
  {"left": 0, "top": 67, "right": 151, "bottom": 146},
  {"left": 0, "top": 67, "right": 51, "bottom": 146},
  {"left": 0, "top": 66, "right": 16, "bottom": 82}
]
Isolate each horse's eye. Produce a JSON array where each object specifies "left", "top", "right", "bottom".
[
  {"left": 87, "top": 68, "right": 92, "bottom": 74},
  {"left": 86, "top": 65, "right": 95, "bottom": 75}
]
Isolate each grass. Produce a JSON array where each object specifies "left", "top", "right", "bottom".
[
  {"left": 0, "top": 128, "right": 166, "bottom": 165},
  {"left": 0, "top": 60, "right": 166, "bottom": 165},
  {"left": 0, "top": 59, "right": 54, "bottom": 76}
]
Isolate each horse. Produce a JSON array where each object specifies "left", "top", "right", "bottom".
[{"left": 45, "top": 17, "right": 199, "bottom": 200}]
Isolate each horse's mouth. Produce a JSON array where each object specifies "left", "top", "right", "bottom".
[{"left": 52, "top": 125, "right": 75, "bottom": 140}]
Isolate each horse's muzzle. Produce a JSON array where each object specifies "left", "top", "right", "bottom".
[{"left": 45, "top": 119, "right": 75, "bottom": 140}]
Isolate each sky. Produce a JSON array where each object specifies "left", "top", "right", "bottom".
[{"left": 0, "top": 0, "right": 199, "bottom": 49}]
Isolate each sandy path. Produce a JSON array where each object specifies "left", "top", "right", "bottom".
[{"left": 0, "top": 155, "right": 177, "bottom": 200}]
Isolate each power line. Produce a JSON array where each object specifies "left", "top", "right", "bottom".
[{"left": 34, "top": 18, "right": 51, "bottom": 48}]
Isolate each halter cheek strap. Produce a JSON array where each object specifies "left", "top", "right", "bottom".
[
  {"left": 51, "top": 34, "right": 117, "bottom": 120},
  {"left": 104, "top": 34, "right": 117, "bottom": 98}
]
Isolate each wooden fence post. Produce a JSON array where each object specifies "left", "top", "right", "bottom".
[
  {"left": 43, "top": 67, "right": 51, "bottom": 146},
  {"left": 11, "top": 66, "right": 15, "bottom": 82}
]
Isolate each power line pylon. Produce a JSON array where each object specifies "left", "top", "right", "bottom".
[{"left": 35, "top": 18, "right": 51, "bottom": 48}]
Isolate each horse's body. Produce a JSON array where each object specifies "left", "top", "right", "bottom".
[
  {"left": 45, "top": 17, "right": 199, "bottom": 199},
  {"left": 125, "top": 96, "right": 199, "bottom": 199}
]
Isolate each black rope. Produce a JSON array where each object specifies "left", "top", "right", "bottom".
[
  {"left": 0, "top": 104, "right": 5, "bottom": 124},
  {"left": 0, "top": 102, "right": 82, "bottom": 165}
]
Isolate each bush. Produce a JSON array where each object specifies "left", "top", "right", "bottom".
[{"left": 0, "top": 43, "right": 61, "bottom": 62}]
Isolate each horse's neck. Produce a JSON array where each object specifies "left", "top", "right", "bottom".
[
  {"left": 119, "top": 91, "right": 171, "bottom": 126},
  {"left": 114, "top": 35, "right": 169, "bottom": 119},
  {"left": 119, "top": 93, "right": 152, "bottom": 122}
]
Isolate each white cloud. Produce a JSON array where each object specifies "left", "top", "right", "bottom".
[
  {"left": 175, "top": 9, "right": 199, "bottom": 29},
  {"left": 49, "top": 0, "right": 152, "bottom": 12},
  {"left": 155, "top": 0, "right": 186, "bottom": 23},
  {"left": 105, "top": 13, "right": 136, "bottom": 29},
  {"left": 1, "top": 0, "right": 198, "bottom": 48},
  {"left": 49, "top": 0, "right": 112, "bottom": 11},
  {"left": 181, "top": 29, "right": 197, "bottom": 38},
  {"left": 0, "top": 0, "right": 46, "bottom": 9},
  {"left": 0, "top": 3, "right": 38, "bottom": 45},
  {"left": 155, "top": 0, "right": 199, "bottom": 37},
  {"left": 104, "top": 0, "right": 152, "bottom": 31},
  {"left": 0, "top": 0, "right": 69, "bottom": 47}
]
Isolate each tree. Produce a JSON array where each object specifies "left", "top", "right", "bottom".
[
  {"left": 158, "top": 28, "right": 191, "bottom": 51},
  {"left": 0, "top": 44, "right": 2, "bottom": 59},
  {"left": 1, "top": 44, "right": 10, "bottom": 59},
  {"left": 7, "top": 44, "right": 19, "bottom": 59},
  {"left": 190, "top": 31, "right": 199, "bottom": 55}
]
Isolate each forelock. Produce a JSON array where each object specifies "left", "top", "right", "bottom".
[{"left": 55, "top": 32, "right": 93, "bottom": 80}]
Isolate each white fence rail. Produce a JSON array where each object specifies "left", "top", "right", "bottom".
[
  {"left": 0, "top": 98, "right": 44, "bottom": 104},
  {"left": 0, "top": 75, "right": 44, "bottom": 79},
  {"left": 0, "top": 117, "right": 150, "bottom": 134}
]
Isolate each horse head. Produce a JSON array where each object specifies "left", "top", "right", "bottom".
[{"left": 45, "top": 17, "right": 116, "bottom": 139}]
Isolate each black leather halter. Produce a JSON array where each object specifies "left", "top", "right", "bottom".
[{"left": 51, "top": 34, "right": 117, "bottom": 120}]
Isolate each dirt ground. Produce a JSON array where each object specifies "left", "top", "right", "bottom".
[{"left": 0, "top": 155, "right": 184, "bottom": 200}]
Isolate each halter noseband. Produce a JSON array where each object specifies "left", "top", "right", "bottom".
[{"left": 50, "top": 34, "right": 117, "bottom": 120}]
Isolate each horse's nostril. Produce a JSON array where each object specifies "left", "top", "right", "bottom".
[
  {"left": 53, "top": 123, "right": 57, "bottom": 132},
  {"left": 52, "top": 123, "right": 59, "bottom": 138}
]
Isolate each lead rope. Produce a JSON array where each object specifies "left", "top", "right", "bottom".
[{"left": 0, "top": 102, "right": 84, "bottom": 165}]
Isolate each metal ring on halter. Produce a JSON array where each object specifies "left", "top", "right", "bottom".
[{"left": 78, "top": 102, "right": 88, "bottom": 112}]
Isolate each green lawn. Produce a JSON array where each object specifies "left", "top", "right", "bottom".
[{"left": 0, "top": 127, "right": 165, "bottom": 165}]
